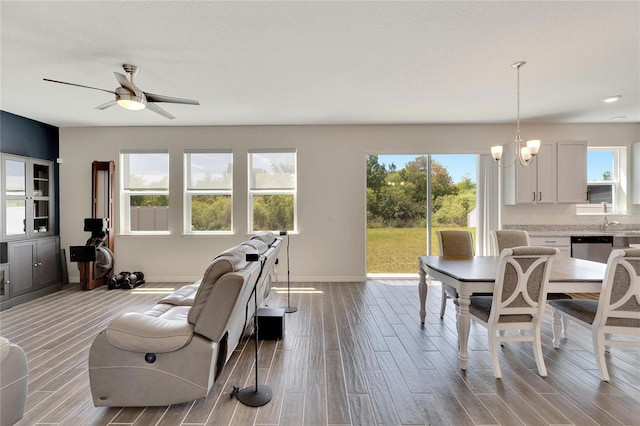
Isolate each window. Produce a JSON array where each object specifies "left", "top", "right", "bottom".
[
  {"left": 184, "top": 151, "right": 233, "bottom": 233},
  {"left": 121, "top": 151, "right": 170, "bottom": 233},
  {"left": 248, "top": 150, "right": 296, "bottom": 232},
  {"left": 580, "top": 146, "right": 627, "bottom": 214}
]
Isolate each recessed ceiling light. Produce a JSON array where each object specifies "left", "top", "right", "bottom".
[
  {"left": 603, "top": 95, "right": 622, "bottom": 103},
  {"left": 610, "top": 116, "right": 626, "bottom": 120}
]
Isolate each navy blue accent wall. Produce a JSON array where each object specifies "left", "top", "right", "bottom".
[{"left": 1, "top": 110, "right": 60, "bottom": 235}]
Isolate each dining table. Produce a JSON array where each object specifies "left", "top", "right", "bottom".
[{"left": 418, "top": 255, "right": 607, "bottom": 370}]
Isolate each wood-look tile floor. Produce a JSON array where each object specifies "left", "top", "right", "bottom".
[{"left": 1, "top": 280, "right": 638, "bottom": 425}]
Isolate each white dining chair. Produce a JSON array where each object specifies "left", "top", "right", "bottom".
[
  {"left": 492, "top": 229, "right": 572, "bottom": 338},
  {"left": 549, "top": 248, "right": 640, "bottom": 382},
  {"left": 468, "top": 246, "right": 558, "bottom": 379}
]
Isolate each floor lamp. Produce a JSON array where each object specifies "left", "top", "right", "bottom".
[
  {"left": 280, "top": 231, "right": 297, "bottom": 313},
  {"left": 233, "top": 253, "right": 272, "bottom": 407}
]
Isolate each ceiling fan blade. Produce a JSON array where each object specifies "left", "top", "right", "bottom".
[
  {"left": 144, "top": 92, "right": 200, "bottom": 105},
  {"left": 43, "top": 78, "right": 115, "bottom": 94},
  {"left": 95, "top": 100, "right": 117, "bottom": 110},
  {"left": 146, "top": 103, "right": 175, "bottom": 119},
  {"left": 114, "top": 72, "right": 136, "bottom": 94}
]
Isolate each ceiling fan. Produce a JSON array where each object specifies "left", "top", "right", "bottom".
[{"left": 43, "top": 64, "right": 199, "bottom": 119}]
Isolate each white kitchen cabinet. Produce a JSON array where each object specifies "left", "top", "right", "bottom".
[
  {"left": 503, "top": 141, "right": 587, "bottom": 205},
  {"left": 503, "top": 141, "right": 556, "bottom": 204},
  {"left": 557, "top": 141, "right": 587, "bottom": 203},
  {"left": 633, "top": 142, "right": 640, "bottom": 205},
  {"left": 529, "top": 236, "right": 570, "bottom": 257}
]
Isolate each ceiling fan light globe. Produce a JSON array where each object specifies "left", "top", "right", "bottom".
[{"left": 116, "top": 93, "right": 146, "bottom": 110}]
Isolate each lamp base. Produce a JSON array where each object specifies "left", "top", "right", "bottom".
[
  {"left": 283, "top": 305, "right": 298, "bottom": 313},
  {"left": 235, "top": 384, "right": 272, "bottom": 407}
]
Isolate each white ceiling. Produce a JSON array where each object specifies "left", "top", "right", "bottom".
[{"left": 1, "top": 1, "right": 638, "bottom": 128}]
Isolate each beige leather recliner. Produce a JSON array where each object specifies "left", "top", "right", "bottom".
[
  {"left": 88, "top": 233, "right": 281, "bottom": 407},
  {"left": 1, "top": 336, "right": 28, "bottom": 426}
]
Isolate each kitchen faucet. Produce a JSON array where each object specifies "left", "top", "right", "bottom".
[{"left": 602, "top": 216, "right": 620, "bottom": 231}]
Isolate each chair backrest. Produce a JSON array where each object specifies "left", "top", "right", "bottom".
[
  {"left": 436, "top": 230, "right": 475, "bottom": 257},
  {"left": 594, "top": 248, "right": 640, "bottom": 329},
  {"left": 490, "top": 246, "right": 558, "bottom": 323},
  {"left": 492, "top": 230, "right": 530, "bottom": 253}
]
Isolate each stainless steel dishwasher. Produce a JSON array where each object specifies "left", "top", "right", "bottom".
[{"left": 570, "top": 235, "right": 613, "bottom": 263}]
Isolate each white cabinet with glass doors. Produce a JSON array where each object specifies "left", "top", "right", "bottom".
[{"left": 1, "top": 154, "right": 55, "bottom": 240}]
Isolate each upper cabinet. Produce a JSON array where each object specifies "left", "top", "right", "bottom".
[
  {"left": 503, "top": 141, "right": 587, "bottom": 205},
  {"left": 557, "top": 141, "right": 587, "bottom": 203},
  {"left": 633, "top": 142, "right": 640, "bottom": 205},
  {"left": 503, "top": 141, "right": 556, "bottom": 204},
  {"left": 1, "top": 154, "right": 55, "bottom": 240}
]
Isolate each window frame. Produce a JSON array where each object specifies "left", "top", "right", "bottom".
[
  {"left": 183, "top": 150, "right": 233, "bottom": 235},
  {"left": 578, "top": 146, "right": 628, "bottom": 215},
  {"left": 120, "top": 150, "right": 170, "bottom": 235},
  {"left": 248, "top": 149, "right": 297, "bottom": 233}
]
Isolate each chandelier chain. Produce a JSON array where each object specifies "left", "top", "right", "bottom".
[{"left": 515, "top": 63, "right": 521, "bottom": 141}]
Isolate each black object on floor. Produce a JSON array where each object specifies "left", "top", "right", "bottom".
[
  {"left": 257, "top": 307, "right": 285, "bottom": 340},
  {"left": 108, "top": 271, "right": 145, "bottom": 290}
]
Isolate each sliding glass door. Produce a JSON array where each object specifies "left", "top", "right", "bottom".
[
  {"left": 429, "top": 155, "right": 477, "bottom": 255},
  {"left": 366, "top": 154, "right": 478, "bottom": 275}
]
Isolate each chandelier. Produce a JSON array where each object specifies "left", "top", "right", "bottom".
[{"left": 491, "top": 61, "right": 541, "bottom": 167}]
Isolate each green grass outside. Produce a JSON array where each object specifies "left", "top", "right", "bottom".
[{"left": 367, "top": 226, "right": 476, "bottom": 274}]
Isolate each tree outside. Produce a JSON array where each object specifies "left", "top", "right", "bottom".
[{"left": 367, "top": 155, "right": 477, "bottom": 273}]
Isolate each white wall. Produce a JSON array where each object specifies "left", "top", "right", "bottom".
[{"left": 59, "top": 123, "right": 639, "bottom": 282}]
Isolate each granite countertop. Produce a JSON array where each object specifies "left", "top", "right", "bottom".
[{"left": 504, "top": 225, "right": 640, "bottom": 238}]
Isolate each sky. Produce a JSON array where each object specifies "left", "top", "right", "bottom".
[
  {"left": 377, "top": 154, "right": 477, "bottom": 183},
  {"left": 127, "top": 150, "right": 611, "bottom": 186},
  {"left": 378, "top": 150, "right": 612, "bottom": 183},
  {"left": 586, "top": 150, "right": 613, "bottom": 181}
]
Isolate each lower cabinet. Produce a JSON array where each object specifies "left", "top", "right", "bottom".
[
  {"left": 0, "top": 264, "right": 9, "bottom": 302},
  {"left": 529, "top": 236, "right": 570, "bottom": 257},
  {"left": 1, "top": 237, "right": 61, "bottom": 310}
]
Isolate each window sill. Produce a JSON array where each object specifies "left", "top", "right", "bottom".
[
  {"left": 118, "top": 232, "right": 171, "bottom": 238},
  {"left": 182, "top": 232, "right": 234, "bottom": 237},
  {"left": 575, "top": 212, "right": 630, "bottom": 216},
  {"left": 574, "top": 203, "right": 628, "bottom": 216}
]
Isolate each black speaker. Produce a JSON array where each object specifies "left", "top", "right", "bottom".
[
  {"left": 69, "top": 245, "right": 97, "bottom": 262},
  {"left": 257, "top": 308, "right": 285, "bottom": 340},
  {"left": 84, "top": 218, "right": 107, "bottom": 233}
]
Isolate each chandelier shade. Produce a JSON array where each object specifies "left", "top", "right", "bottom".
[{"left": 492, "top": 61, "right": 541, "bottom": 167}]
